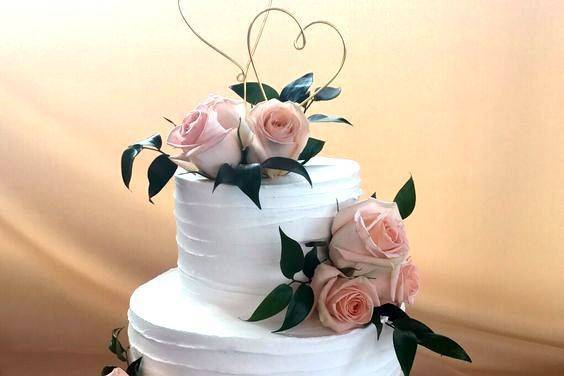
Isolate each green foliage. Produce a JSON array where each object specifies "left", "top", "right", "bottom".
[
  {"left": 121, "top": 134, "right": 162, "bottom": 189},
  {"left": 147, "top": 154, "right": 177, "bottom": 203},
  {"left": 214, "top": 163, "right": 262, "bottom": 209},
  {"left": 393, "top": 329, "right": 418, "bottom": 375},
  {"left": 274, "top": 284, "right": 314, "bottom": 332},
  {"left": 247, "top": 284, "right": 293, "bottom": 322},
  {"left": 371, "top": 311, "right": 383, "bottom": 340},
  {"left": 372, "top": 304, "right": 471, "bottom": 375},
  {"left": 279, "top": 228, "right": 305, "bottom": 279},
  {"left": 108, "top": 327, "right": 127, "bottom": 362},
  {"left": 101, "top": 366, "right": 117, "bottom": 376},
  {"left": 418, "top": 333, "right": 472, "bottom": 362},
  {"left": 302, "top": 247, "right": 320, "bottom": 279},
  {"left": 308, "top": 114, "right": 352, "bottom": 125},
  {"left": 394, "top": 176, "right": 416, "bottom": 219},
  {"left": 298, "top": 138, "right": 325, "bottom": 165},
  {"left": 313, "top": 86, "right": 341, "bottom": 101},
  {"left": 261, "top": 157, "right": 312, "bottom": 186},
  {"left": 230, "top": 82, "right": 279, "bottom": 105},
  {"left": 126, "top": 357, "right": 143, "bottom": 376},
  {"left": 374, "top": 303, "right": 409, "bottom": 321},
  {"left": 279, "top": 73, "right": 313, "bottom": 103}
]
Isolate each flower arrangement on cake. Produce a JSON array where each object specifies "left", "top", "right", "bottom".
[{"left": 108, "top": 2, "right": 471, "bottom": 376}]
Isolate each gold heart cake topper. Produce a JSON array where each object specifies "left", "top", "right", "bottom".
[
  {"left": 178, "top": 0, "right": 347, "bottom": 108},
  {"left": 177, "top": 0, "right": 273, "bottom": 83}
]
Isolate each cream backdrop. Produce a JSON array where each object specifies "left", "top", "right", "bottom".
[{"left": 1, "top": 0, "right": 563, "bottom": 375}]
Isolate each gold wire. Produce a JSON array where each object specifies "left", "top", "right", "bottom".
[
  {"left": 297, "top": 21, "right": 347, "bottom": 106},
  {"left": 246, "top": 8, "right": 307, "bottom": 102},
  {"left": 177, "top": 0, "right": 272, "bottom": 108},
  {"left": 177, "top": 1, "right": 347, "bottom": 109}
]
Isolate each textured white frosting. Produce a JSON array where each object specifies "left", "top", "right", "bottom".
[
  {"left": 174, "top": 157, "right": 362, "bottom": 299},
  {"left": 129, "top": 269, "right": 401, "bottom": 376},
  {"left": 128, "top": 157, "right": 400, "bottom": 375}
]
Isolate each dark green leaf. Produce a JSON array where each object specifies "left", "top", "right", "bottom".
[
  {"left": 247, "top": 284, "right": 293, "bottom": 322},
  {"left": 341, "top": 267, "right": 359, "bottom": 277},
  {"left": 394, "top": 318, "right": 434, "bottom": 336},
  {"left": 230, "top": 82, "right": 279, "bottom": 105},
  {"left": 298, "top": 137, "right": 325, "bottom": 164},
  {"left": 418, "top": 333, "right": 472, "bottom": 362},
  {"left": 126, "top": 357, "right": 143, "bottom": 376},
  {"left": 108, "top": 327, "right": 127, "bottom": 362},
  {"left": 304, "top": 240, "right": 327, "bottom": 247},
  {"left": 303, "top": 248, "right": 320, "bottom": 279},
  {"left": 374, "top": 303, "right": 409, "bottom": 321},
  {"left": 314, "top": 86, "right": 341, "bottom": 101},
  {"left": 101, "top": 366, "right": 117, "bottom": 376},
  {"left": 274, "top": 284, "right": 314, "bottom": 332},
  {"left": 261, "top": 157, "right": 312, "bottom": 186},
  {"left": 122, "top": 134, "right": 163, "bottom": 190},
  {"left": 147, "top": 154, "right": 177, "bottom": 203},
  {"left": 371, "top": 311, "right": 383, "bottom": 340},
  {"left": 393, "top": 329, "right": 418, "bottom": 376},
  {"left": 279, "top": 73, "right": 313, "bottom": 103},
  {"left": 135, "top": 133, "right": 162, "bottom": 150},
  {"left": 394, "top": 176, "right": 416, "bottom": 219},
  {"left": 308, "top": 114, "right": 352, "bottom": 125},
  {"left": 214, "top": 163, "right": 237, "bottom": 187},
  {"left": 279, "top": 227, "right": 305, "bottom": 279},
  {"left": 163, "top": 117, "right": 178, "bottom": 127},
  {"left": 121, "top": 145, "right": 142, "bottom": 189},
  {"left": 214, "top": 163, "right": 262, "bottom": 209}
]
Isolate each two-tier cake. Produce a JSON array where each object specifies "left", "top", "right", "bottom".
[
  {"left": 107, "top": 3, "right": 470, "bottom": 376},
  {"left": 128, "top": 158, "right": 401, "bottom": 375}
]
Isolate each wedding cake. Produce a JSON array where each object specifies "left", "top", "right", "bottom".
[
  {"left": 106, "top": 3, "right": 470, "bottom": 376},
  {"left": 128, "top": 158, "right": 402, "bottom": 375}
]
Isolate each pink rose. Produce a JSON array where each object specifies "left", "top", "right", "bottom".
[
  {"left": 368, "top": 257, "right": 420, "bottom": 305},
  {"left": 247, "top": 99, "right": 309, "bottom": 169},
  {"left": 167, "top": 95, "right": 244, "bottom": 177},
  {"left": 329, "top": 198, "right": 409, "bottom": 277},
  {"left": 106, "top": 368, "right": 128, "bottom": 376},
  {"left": 395, "top": 258, "right": 420, "bottom": 304},
  {"left": 311, "top": 264, "right": 380, "bottom": 333}
]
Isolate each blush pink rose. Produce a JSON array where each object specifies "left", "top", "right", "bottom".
[
  {"left": 247, "top": 99, "right": 309, "bottom": 171},
  {"left": 395, "top": 258, "right": 420, "bottom": 304},
  {"left": 106, "top": 368, "right": 128, "bottom": 376},
  {"left": 368, "top": 257, "right": 420, "bottom": 305},
  {"left": 311, "top": 264, "right": 380, "bottom": 333},
  {"left": 329, "top": 198, "right": 409, "bottom": 277},
  {"left": 167, "top": 95, "right": 245, "bottom": 177}
]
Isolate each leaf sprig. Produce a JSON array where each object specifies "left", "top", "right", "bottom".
[
  {"left": 372, "top": 304, "right": 471, "bottom": 375},
  {"left": 230, "top": 72, "right": 351, "bottom": 125},
  {"left": 247, "top": 228, "right": 319, "bottom": 332},
  {"left": 214, "top": 155, "right": 312, "bottom": 209},
  {"left": 102, "top": 327, "right": 143, "bottom": 376},
  {"left": 121, "top": 132, "right": 178, "bottom": 203}
]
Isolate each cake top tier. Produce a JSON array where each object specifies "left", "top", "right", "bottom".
[{"left": 173, "top": 157, "right": 362, "bottom": 298}]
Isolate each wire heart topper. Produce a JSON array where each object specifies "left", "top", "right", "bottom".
[
  {"left": 245, "top": 8, "right": 347, "bottom": 107},
  {"left": 178, "top": 1, "right": 346, "bottom": 108},
  {"left": 177, "top": 0, "right": 273, "bottom": 83}
]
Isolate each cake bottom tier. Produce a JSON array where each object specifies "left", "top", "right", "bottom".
[{"left": 128, "top": 269, "right": 401, "bottom": 376}]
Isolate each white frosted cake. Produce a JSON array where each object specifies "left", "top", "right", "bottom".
[
  {"left": 127, "top": 158, "right": 401, "bottom": 375},
  {"left": 115, "top": 6, "right": 470, "bottom": 374}
]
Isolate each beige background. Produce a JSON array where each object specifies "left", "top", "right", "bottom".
[{"left": 1, "top": 0, "right": 563, "bottom": 375}]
